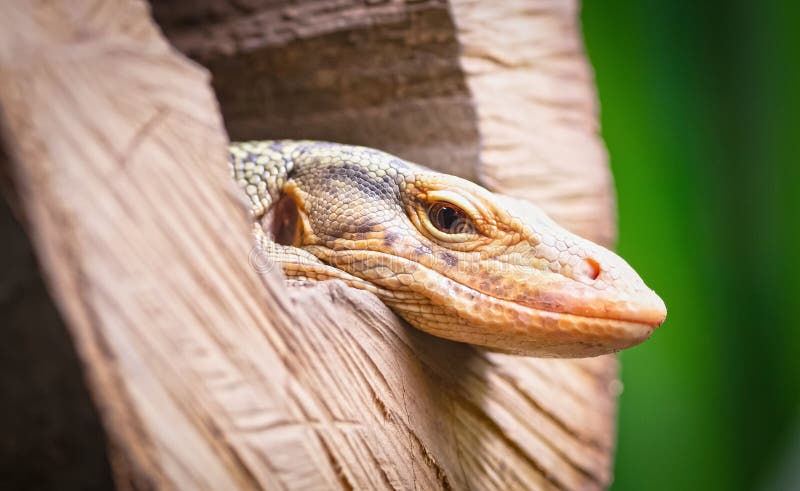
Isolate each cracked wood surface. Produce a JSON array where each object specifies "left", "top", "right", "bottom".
[{"left": 1, "top": 0, "right": 618, "bottom": 489}]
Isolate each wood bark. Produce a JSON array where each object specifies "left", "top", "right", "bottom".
[{"left": 1, "top": 0, "right": 619, "bottom": 490}]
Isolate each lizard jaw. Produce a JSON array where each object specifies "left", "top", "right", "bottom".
[
  {"left": 311, "top": 247, "right": 665, "bottom": 357},
  {"left": 388, "top": 259, "right": 664, "bottom": 357}
]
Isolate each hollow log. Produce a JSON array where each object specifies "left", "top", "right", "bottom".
[{"left": 0, "top": 0, "right": 619, "bottom": 489}]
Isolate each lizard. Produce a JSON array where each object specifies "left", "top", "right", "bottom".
[{"left": 230, "top": 140, "right": 667, "bottom": 358}]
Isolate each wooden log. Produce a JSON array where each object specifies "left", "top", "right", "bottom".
[{"left": 1, "top": 0, "right": 618, "bottom": 489}]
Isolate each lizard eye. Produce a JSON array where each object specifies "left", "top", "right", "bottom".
[{"left": 427, "top": 202, "right": 476, "bottom": 235}]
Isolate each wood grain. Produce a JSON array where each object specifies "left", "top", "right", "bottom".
[
  {"left": 1, "top": 0, "right": 619, "bottom": 489},
  {"left": 451, "top": 0, "right": 616, "bottom": 246}
]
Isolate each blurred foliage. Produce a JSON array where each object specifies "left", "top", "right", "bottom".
[{"left": 581, "top": 1, "right": 800, "bottom": 489}]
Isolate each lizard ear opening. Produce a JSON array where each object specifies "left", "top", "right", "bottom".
[{"left": 262, "top": 194, "right": 303, "bottom": 247}]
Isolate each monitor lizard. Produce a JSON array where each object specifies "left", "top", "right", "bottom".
[{"left": 230, "top": 140, "right": 666, "bottom": 357}]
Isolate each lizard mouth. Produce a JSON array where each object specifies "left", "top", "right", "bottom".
[
  {"left": 315, "top": 248, "right": 665, "bottom": 357},
  {"left": 510, "top": 286, "right": 668, "bottom": 330},
  {"left": 425, "top": 272, "right": 663, "bottom": 356},
  {"left": 410, "top": 275, "right": 663, "bottom": 357}
]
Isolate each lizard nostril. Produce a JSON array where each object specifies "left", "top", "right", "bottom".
[{"left": 581, "top": 258, "right": 601, "bottom": 281}]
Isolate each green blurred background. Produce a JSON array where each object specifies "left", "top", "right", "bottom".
[{"left": 581, "top": 1, "right": 800, "bottom": 490}]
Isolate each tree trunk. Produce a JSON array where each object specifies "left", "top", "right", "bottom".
[{"left": 0, "top": 1, "right": 618, "bottom": 489}]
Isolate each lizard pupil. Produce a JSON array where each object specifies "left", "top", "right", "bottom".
[{"left": 428, "top": 202, "right": 473, "bottom": 234}]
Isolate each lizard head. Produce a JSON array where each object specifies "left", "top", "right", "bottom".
[{"left": 281, "top": 145, "right": 666, "bottom": 357}]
